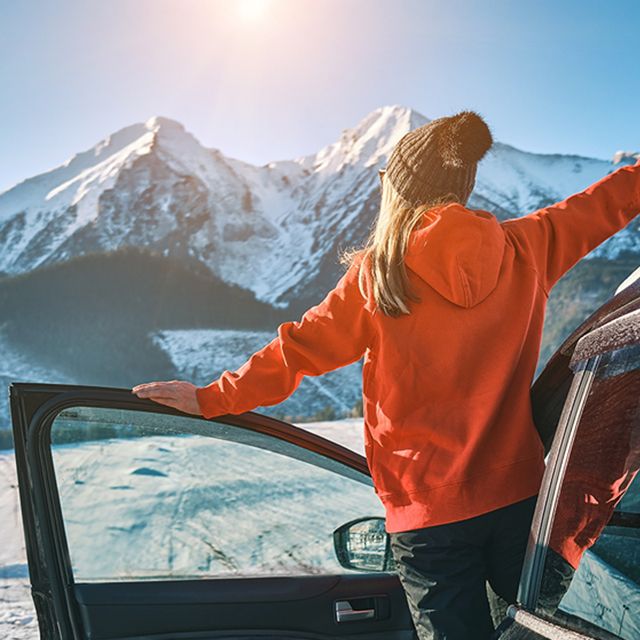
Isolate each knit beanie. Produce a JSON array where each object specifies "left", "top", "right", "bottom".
[{"left": 385, "top": 111, "right": 493, "bottom": 207}]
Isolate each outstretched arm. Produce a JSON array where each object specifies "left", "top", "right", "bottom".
[
  {"left": 502, "top": 160, "right": 640, "bottom": 293},
  {"left": 134, "top": 258, "right": 373, "bottom": 418}
]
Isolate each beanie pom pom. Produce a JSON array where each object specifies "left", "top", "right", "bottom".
[{"left": 439, "top": 110, "right": 493, "bottom": 166}]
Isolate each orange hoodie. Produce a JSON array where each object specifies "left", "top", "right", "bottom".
[{"left": 196, "top": 161, "right": 640, "bottom": 533}]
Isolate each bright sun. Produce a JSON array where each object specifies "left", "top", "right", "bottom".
[{"left": 237, "top": 0, "right": 271, "bottom": 21}]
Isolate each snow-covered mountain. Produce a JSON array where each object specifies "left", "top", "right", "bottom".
[
  {"left": 0, "top": 106, "right": 638, "bottom": 433},
  {"left": 1, "top": 105, "right": 636, "bottom": 309}
]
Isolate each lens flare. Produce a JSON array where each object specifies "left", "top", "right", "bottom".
[{"left": 237, "top": 0, "right": 271, "bottom": 21}]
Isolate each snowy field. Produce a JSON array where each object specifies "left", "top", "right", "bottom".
[
  {"left": 0, "top": 417, "right": 366, "bottom": 639},
  {"left": 0, "top": 448, "right": 37, "bottom": 640},
  {"left": 152, "top": 328, "right": 364, "bottom": 421},
  {"left": 1, "top": 414, "right": 639, "bottom": 639}
]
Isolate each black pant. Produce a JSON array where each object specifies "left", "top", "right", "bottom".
[{"left": 389, "top": 495, "right": 538, "bottom": 640}]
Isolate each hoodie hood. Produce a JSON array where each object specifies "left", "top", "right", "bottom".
[{"left": 404, "top": 203, "right": 505, "bottom": 308}]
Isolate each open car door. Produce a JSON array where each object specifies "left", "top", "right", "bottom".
[{"left": 10, "top": 383, "right": 414, "bottom": 640}]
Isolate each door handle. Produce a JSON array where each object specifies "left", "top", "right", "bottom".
[{"left": 335, "top": 600, "right": 376, "bottom": 622}]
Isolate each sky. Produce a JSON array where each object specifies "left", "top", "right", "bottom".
[{"left": 1, "top": 0, "right": 639, "bottom": 194}]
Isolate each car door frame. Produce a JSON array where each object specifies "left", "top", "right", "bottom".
[{"left": 10, "top": 382, "right": 412, "bottom": 640}]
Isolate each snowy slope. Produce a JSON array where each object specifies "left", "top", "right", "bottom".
[
  {"left": 470, "top": 145, "right": 640, "bottom": 260},
  {"left": 152, "top": 329, "right": 363, "bottom": 420},
  {"left": 1, "top": 106, "right": 636, "bottom": 308}
]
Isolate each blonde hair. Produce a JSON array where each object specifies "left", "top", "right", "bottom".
[{"left": 340, "top": 174, "right": 459, "bottom": 317}]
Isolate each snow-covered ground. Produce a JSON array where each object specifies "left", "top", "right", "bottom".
[
  {"left": 0, "top": 417, "right": 366, "bottom": 639},
  {"left": 0, "top": 449, "right": 37, "bottom": 640},
  {"left": 2, "top": 414, "right": 639, "bottom": 638}
]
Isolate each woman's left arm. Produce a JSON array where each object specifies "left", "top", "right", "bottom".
[{"left": 133, "top": 259, "right": 373, "bottom": 418}]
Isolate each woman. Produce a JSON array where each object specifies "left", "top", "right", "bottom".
[{"left": 133, "top": 111, "right": 640, "bottom": 640}]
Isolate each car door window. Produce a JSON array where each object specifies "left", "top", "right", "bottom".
[
  {"left": 50, "top": 406, "right": 384, "bottom": 582},
  {"left": 535, "top": 341, "right": 640, "bottom": 639}
]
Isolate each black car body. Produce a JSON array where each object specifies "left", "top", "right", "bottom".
[{"left": 9, "top": 274, "right": 640, "bottom": 640}]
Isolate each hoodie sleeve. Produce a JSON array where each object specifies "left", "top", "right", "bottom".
[
  {"left": 195, "top": 259, "right": 373, "bottom": 419},
  {"left": 503, "top": 160, "right": 640, "bottom": 293}
]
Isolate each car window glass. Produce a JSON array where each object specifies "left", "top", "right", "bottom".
[
  {"left": 50, "top": 407, "right": 384, "bottom": 582},
  {"left": 536, "top": 342, "right": 640, "bottom": 639}
]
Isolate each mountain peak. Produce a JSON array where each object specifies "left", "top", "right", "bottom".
[
  {"left": 300, "top": 104, "right": 430, "bottom": 174},
  {"left": 371, "top": 104, "right": 429, "bottom": 126},
  {"left": 351, "top": 104, "right": 429, "bottom": 141},
  {"left": 144, "top": 116, "right": 186, "bottom": 134}
]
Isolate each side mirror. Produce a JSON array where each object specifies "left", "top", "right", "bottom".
[{"left": 333, "top": 516, "right": 396, "bottom": 572}]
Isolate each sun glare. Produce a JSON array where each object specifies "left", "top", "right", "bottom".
[{"left": 237, "top": 0, "right": 271, "bottom": 21}]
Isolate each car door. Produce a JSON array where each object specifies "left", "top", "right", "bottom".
[
  {"left": 10, "top": 382, "right": 414, "bottom": 640},
  {"left": 496, "top": 305, "right": 640, "bottom": 639}
]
